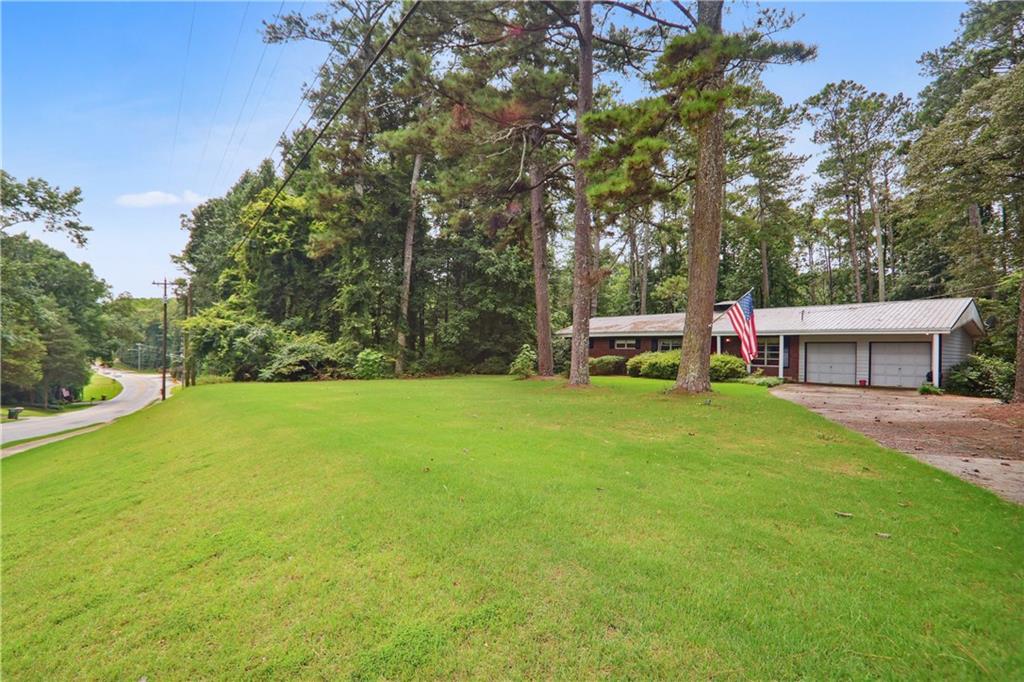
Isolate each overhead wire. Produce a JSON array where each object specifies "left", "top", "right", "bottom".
[
  {"left": 170, "top": 1, "right": 198, "bottom": 166},
  {"left": 194, "top": 2, "right": 251, "bottom": 185},
  {"left": 208, "top": 0, "right": 287, "bottom": 195},
  {"left": 268, "top": 2, "right": 391, "bottom": 175},
  {"left": 230, "top": 0, "right": 422, "bottom": 257},
  {"left": 224, "top": 2, "right": 308, "bottom": 176}
]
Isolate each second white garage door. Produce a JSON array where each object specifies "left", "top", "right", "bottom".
[
  {"left": 870, "top": 342, "right": 931, "bottom": 388},
  {"left": 805, "top": 343, "right": 857, "bottom": 385}
]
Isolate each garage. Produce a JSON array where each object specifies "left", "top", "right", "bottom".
[
  {"left": 805, "top": 342, "right": 857, "bottom": 385},
  {"left": 870, "top": 342, "right": 931, "bottom": 388}
]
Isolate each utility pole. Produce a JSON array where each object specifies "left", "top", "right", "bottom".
[
  {"left": 184, "top": 281, "right": 193, "bottom": 387},
  {"left": 153, "top": 278, "right": 170, "bottom": 400},
  {"left": 135, "top": 342, "right": 144, "bottom": 371}
]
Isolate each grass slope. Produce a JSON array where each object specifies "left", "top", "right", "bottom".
[
  {"left": 82, "top": 373, "right": 123, "bottom": 402},
  {"left": 2, "top": 377, "right": 1021, "bottom": 679}
]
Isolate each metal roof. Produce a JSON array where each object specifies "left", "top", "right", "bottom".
[{"left": 555, "top": 298, "right": 983, "bottom": 338}]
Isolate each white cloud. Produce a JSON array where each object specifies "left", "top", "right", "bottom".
[{"left": 115, "top": 189, "right": 205, "bottom": 208}]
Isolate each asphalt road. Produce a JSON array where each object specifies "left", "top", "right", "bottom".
[{"left": 2, "top": 369, "right": 167, "bottom": 445}]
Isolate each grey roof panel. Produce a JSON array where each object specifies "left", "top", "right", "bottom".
[{"left": 555, "top": 298, "right": 979, "bottom": 337}]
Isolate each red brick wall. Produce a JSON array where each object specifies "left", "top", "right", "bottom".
[
  {"left": 587, "top": 337, "right": 659, "bottom": 359},
  {"left": 718, "top": 335, "right": 799, "bottom": 380},
  {"left": 586, "top": 335, "right": 799, "bottom": 380}
]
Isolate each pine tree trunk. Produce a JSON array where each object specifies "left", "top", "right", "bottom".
[
  {"left": 845, "top": 197, "right": 862, "bottom": 303},
  {"left": 868, "top": 180, "right": 886, "bottom": 302},
  {"left": 568, "top": 0, "right": 594, "bottom": 387},
  {"left": 1013, "top": 275, "right": 1024, "bottom": 403},
  {"left": 395, "top": 152, "right": 422, "bottom": 375},
  {"left": 627, "top": 222, "right": 639, "bottom": 312},
  {"left": 759, "top": 239, "right": 770, "bottom": 307},
  {"left": 591, "top": 225, "right": 601, "bottom": 317},
  {"left": 530, "top": 158, "right": 554, "bottom": 377},
  {"left": 639, "top": 223, "right": 649, "bottom": 315},
  {"left": 673, "top": 0, "right": 724, "bottom": 394},
  {"left": 825, "top": 242, "right": 834, "bottom": 303},
  {"left": 807, "top": 242, "right": 817, "bottom": 304}
]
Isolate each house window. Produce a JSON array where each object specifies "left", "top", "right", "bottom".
[
  {"left": 614, "top": 338, "right": 637, "bottom": 350},
  {"left": 658, "top": 339, "right": 681, "bottom": 351},
  {"left": 750, "top": 338, "right": 787, "bottom": 367}
]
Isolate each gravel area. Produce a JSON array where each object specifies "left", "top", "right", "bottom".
[{"left": 772, "top": 384, "right": 1024, "bottom": 504}]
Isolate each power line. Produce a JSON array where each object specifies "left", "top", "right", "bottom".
[
  {"left": 225, "top": 2, "right": 308, "bottom": 178},
  {"left": 194, "top": 2, "right": 251, "bottom": 183},
  {"left": 268, "top": 3, "right": 390, "bottom": 174},
  {"left": 170, "top": 1, "right": 198, "bottom": 166},
  {"left": 231, "top": 0, "right": 421, "bottom": 256},
  {"left": 208, "top": 0, "right": 286, "bottom": 195},
  {"left": 272, "top": 43, "right": 339, "bottom": 166}
]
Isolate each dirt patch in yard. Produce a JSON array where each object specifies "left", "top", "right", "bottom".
[
  {"left": 971, "top": 402, "right": 1024, "bottom": 430},
  {"left": 772, "top": 384, "right": 1024, "bottom": 504}
]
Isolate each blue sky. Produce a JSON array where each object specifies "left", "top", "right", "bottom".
[{"left": 3, "top": 1, "right": 966, "bottom": 296}]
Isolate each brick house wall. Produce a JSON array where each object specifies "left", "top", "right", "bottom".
[
  {"left": 587, "top": 337, "right": 660, "bottom": 359},
  {"left": 720, "top": 335, "right": 800, "bottom": 380},
  {"left": 588, "top": 334, "right": 800, "bottom": 381}
]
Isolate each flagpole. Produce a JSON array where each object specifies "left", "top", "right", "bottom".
[{"left": 708, "top": 288, "right": 755, "bottom": 328}]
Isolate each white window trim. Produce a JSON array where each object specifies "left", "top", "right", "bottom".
[
  {"left": 658, "top": 339, "right": 681, "bottom": 351},
  {"left": 750, "top": 338, "right": 786, "bottom": 367},
  {"left": 614, "top": 338, "right": 637, "bottom": 350}
]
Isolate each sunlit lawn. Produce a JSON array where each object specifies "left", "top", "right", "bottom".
[
  {"left": 2, "top": 376, "right": 1021, "bottom": 679},
  {"left": 81, "top": 373, "right": 123, "bottom": 402}
]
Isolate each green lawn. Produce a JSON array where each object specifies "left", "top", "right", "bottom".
[
  {"left": 2, "top": 377, "right": 1020, "bottom": 679},
  {"left": 1, "top": 406, "right": 55, "bottom": 422},
  {"left": 81, "top": 373, "right": 123, "bottom": 402}
]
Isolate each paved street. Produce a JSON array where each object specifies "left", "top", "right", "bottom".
[{"left": 2, "top": 369, "right": 166, "bottom": 446}]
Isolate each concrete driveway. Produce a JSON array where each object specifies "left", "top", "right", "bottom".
[
  {"left": 772, "top": 384, "right": 1024, "bottom": 504},
  {"left": 2, "top": 368, "right": 166, "bottom": 453}
]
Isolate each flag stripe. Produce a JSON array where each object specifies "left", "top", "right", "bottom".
[{"left": 724, "top": 292, "right": 758, "bottom": 364}]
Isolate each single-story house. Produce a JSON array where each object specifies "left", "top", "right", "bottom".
[{"left": 555, "top": 298, "right": 984, "bottom": 388}]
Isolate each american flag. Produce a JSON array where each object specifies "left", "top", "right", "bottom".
[{"left": 726, "top": 291, "right": 758, "bottom": 363}]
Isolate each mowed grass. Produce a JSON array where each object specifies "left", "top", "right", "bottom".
[
  {"left": 2, "top": 377, "right": 1021, "bottom": 679},
  {"left": 81, "top": 373, "right": 123, "bottom": 402},
  {"left": 1, "top": 407, "right": 55, "bottom": 423}
]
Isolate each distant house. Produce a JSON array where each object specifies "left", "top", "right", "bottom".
[{"left": 555, "top": 298, "right": 984, "bottom": 388}]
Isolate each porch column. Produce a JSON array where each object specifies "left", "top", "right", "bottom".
[
  {"left": 931, "top": 333, "right": 940, "bottom": 387},
  {"left": 778, "top": 334, "right": 785, "bottom": 378},
  {"left": 716, "top": 336, "right": 722, "bottom": 354}
]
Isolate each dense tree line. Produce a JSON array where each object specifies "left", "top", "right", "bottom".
[
  {"left": 1, "top": 172, "right": 185, "bottom": 404},
  {"left": 175, "top": 0, "right": 1021, "bottom": 395},
  {"left": 0, "top": 0, "right": 1002, "bottom": 399}
]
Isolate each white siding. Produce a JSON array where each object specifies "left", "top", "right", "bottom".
[{"left": 941, "top": 328, "right": 974, "bottom": 382}]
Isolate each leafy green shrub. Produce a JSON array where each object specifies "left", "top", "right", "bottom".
[
  {"left": 626, "top": 351, "right": 655, "bottom": 377},
  {"left": 196, "top": 374, "right": 232, "bottom": 385},
  {"left": 709, "top": 353, "right": 748, "bottom": 381},
  {"left": 474, "top": 357, "right": 508, "bottom": 375},
  {"left": 944, "top": 354, "right": 1014, "bottom": 402},
  {"left": 589, "top": 355, "right": 627, "bottom": 376},
  {"left": 640, "top": 350, "right": 681, "bottom": 379},
  {"left": 624, "top": 350, "right": 679, "bottom": 379},
  {"left": 258, "top": 332, "right": 332, "bottom": 382},
  {"left": 918, "top": 383, "right": 944, "bottom": 396},
  {"left": 736, "top": 375, "right": 783, "bottom": 387},
  {"left": 551, "top": 337, "right": 571, "bottom": 376},
  {"left": 626, "top": 351, "right": 748, "bottom": 382},
  {"left": 353, "top": 349, "right": 392, "bottom": 380},
  {"left": 509, "top": 344, "right": 536, "bottom": 379}
]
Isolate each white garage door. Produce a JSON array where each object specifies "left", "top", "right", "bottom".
[
  {"left": 871, "top": 342, "right": 931, "bottom": 388},
  {"left": 806, "top": 343, "right": 857, "bottom": 385}
]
